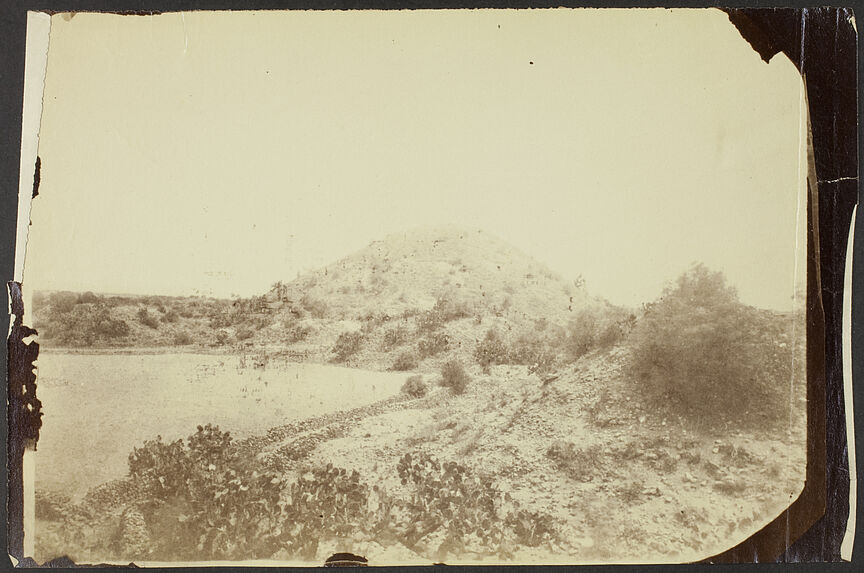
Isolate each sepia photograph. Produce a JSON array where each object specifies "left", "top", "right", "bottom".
[{"left": 12, "top": 7, "right": 818, "bottom": 565}]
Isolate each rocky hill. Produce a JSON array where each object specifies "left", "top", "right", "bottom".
[
  {"left": 248, "top": 226, "right": 613, "bottom": 370},
  {"left": 277, "top": 225, "right": 592, "bottom": 323}
]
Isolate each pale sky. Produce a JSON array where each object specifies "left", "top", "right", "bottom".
[{"left": 24, "top": 8, "right": 808, "bottom": 310}]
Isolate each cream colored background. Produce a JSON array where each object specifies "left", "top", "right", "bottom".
[{"left": 25, "top": 8, "right": 806, "bottom": 310}]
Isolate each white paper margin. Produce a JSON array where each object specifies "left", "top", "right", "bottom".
[
  {"left": 841, "top": 203, "right": 857, "bottom": 561},
  {"left": 15, "top": 10, "right": 51, "bottom": 561}
]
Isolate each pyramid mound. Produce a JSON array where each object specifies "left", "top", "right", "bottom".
[{"left": 276, "top": 226, "right": 595, "bottom": 325}]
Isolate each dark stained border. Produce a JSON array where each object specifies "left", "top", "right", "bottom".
[
  {"left": 1, "top": 1, "right": 859, "bottom": 568},
  {"left": 711, "top": 8, "right": 857, "bottom": 563},
  {"left": 6, "top": 283, "right": 42, "bottom": 561}
]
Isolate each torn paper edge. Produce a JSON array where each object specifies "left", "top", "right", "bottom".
[
  {"left": 841, "top": 203, "right": 857, "bottom": 561},
  {"left": 14, "top": 12, "right": 50, "bottom": 319},
  {"left": 13, "top": 11, "right": 51, "bottom": 562},
  {"left": 10, "top": 9, "right": 844, "bottom": 567}
]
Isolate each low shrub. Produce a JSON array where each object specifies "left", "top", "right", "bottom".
[
  {"left": 235, "top": 325, "right": 255, "bottom": 341},
  {"left": 564, "top": 308, "right": 598, "bottom": 360},
  {"left": 417, "top": 294, "right": 471, "bottom": 332},
  {"left": 391, "top": 351, "right": 419, "bottom": 371},
  {"left": 300, "top": 294, "right": 329, "bottom": 319},
  {"left": 401, "top": 375, "right": 427, "bottom": 398},
  {"left": 332, "top": 331, "right": 363, "bottom": 362},
  {"left": 440, "top": 359, "right": 470, "bottom": 394},
  {"left": 92, "top": 308, "right": 131, "bottom": 339},
  {"left": 509, "top": 328, "right": 562, "bottom": 376},
  {"left": 77, "top": 291, "right": 100, "bottom": 305},
  {"left": 474, "top": 328, "right": 509, "bottom": 371},
  {"left": 596, "top": 321, "right": 624, "bottom": 349},
  {"left": 173, "top": 332, "right": 193, "bottom": 345},
  {"left": 177, "top": 307, "right": 196, "bottom": 319},
  {"left": 137, "top": 307, "right": 159, "bottom": 329},
  {"left": 381, "top": 325, "right": 410, "bottom": 350},
  {"left": 209, "top": 312, "right": 233, "bottom": 329},
  {"left": 418, "top": 332, "right": 450, "bottom": 358},
  {"left": 288, "top": 324, "right": 312, "bottom": 343},
  {"left": 402, "top": 307, "right": 421, "bottom": 320},
  {"left": 49, "top": 291, "right": 79, "bottom": 314}
]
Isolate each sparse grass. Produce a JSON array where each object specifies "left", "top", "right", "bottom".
[
  {"left": 615, "top": 480, "right": 645, "bottom": 505},
  {"left": 716, "top": 443, "right": 757, "bottom": 468},
  {"left": 546, "top": 441, "right": 604, "bottom": 482}
]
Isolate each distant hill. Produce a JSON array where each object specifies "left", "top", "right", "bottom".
[
  {"left": 273, "top": 225, "right": 595, "bottom": 324},
  {"left": 248, "top": 226, "right": 623, "bottom": 370},
  {"left": 31, "top": 226, "right": 626, "bottom": 373}
]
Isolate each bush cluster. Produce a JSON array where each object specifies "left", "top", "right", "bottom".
[
  {"left": 417, "top": 332, "right": 450, "bottom": 358},
  {"left": 235, "top": 325, "right": 255, "bottom": 341},
  {"left": 280, "top": 465, "right": 371, "bottom": 559},
  {"left": 564, "top": 307, "right": 632, "bottom": 360},
  {"left": 401, "top": 375, "right": 427, "bottom": 398},
  {"left": 391, "top": 351, "right": 419, "bottom": 371},
  {"left": 381, "top": 325, "right": 410, "bottom": 350},
  {"left": 332, "top": 331, "right": 363, "bottom": 362},
  {"left": 473, "top": 328, "right": 509, "bottom": 371},
  {"left": 126, "top": 425, "right": 369, "bottom": 560},
  {"left": 173, "top": 332, "right": 194, "bottom": 345},
  {"left": 391, "top": 452, "right": 561, "bottom": 559},
  {"left": 628, "top": 264, "right": 801, "bottom": 429},
  {"left": 440, "top": 359, "right": 471, "bottom": 394},
  {"left": 137, "top": 307, "right": 159, "bottom": 329},
  {"left": 37, "top": 297, "right": 132, "bottom": 345},
  {"left": 300, "top": 294, "right": 329, "bottom": 319},
  {"left": 417, "top": 294, "right": 472, "bottom": 332},
  {"left": 44, "top": 426, "right": 565, "bottom": 563},
  {"left": 288, "top": 324, "right": 312, "bottom": 343}
]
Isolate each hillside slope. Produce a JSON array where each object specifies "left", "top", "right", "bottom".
[
  {"left": 253, "top": 226, "right": 618, "bottom": 371},
  {"left": 278, "top": 226, "right": 591, "bottom": 322}
]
